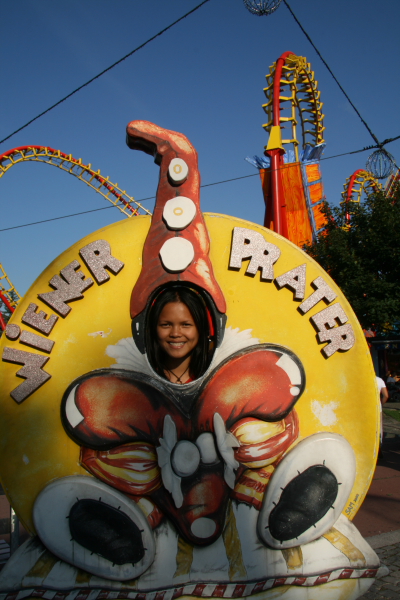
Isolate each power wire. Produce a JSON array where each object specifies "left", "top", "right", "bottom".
[
  {"left": 319, "top": 138, "right": 400, "bottom": 162},
  {"left": 2, "top": 141, "right": 398, "bottom": 234},
  {"left": 0, "top": 0, "right": 212, "bottom": 146},
  {"left": 0, "top": 174, "right": 259, "bottom": 233},
  {"left": 0, "top": 206, "right": 119, "bottom": 233},
  {"left": 282, "top": 0, "right": 382, "bottom": 148}
]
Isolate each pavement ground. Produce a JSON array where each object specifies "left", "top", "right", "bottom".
[{"left": 354, "top": 402, "right": 400, "bottom": 599}]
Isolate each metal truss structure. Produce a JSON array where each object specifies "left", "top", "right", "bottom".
[
  {"left": 341, "top": 169, "right": 382, "bottom": 222},
  {"left": 0, "top": 263, "right": 21, "bottom": 332},
  {"left": 385, "top": 168, "right": 400, "bottom": 198},
  {"left": 262, "top": 52, "right": 325, "bottom": 161},
  {"left": 0, "top": 145, "right": 154, "bottom": 331},
  {"left": 0, "top": 146, "right": 152, "bottom": 218}
]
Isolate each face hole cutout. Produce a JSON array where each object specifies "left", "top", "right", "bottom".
[{"left": 145, "top": 286, "right": 215, "bottom": 382}]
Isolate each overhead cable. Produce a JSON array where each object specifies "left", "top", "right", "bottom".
[
  {"left": 282, "top": 0, "right": 382, "bottom": 148},
  {"left": 1, "top": 141, "right": 398, "bottom": 233},
  {"left": 0, "top": 0, "right": 212, "bottom": 146}
]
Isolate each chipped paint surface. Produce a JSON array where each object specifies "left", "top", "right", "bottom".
[
  {"left": 88, "top": 329, "right": 112, "bottom": 339},
  {"left": 311, "top": 400, "right": 339, "bottom": 426}
]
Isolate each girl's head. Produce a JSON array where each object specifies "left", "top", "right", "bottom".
[{"left": 145, "top": 286, "right": 213, "bottom": 380}]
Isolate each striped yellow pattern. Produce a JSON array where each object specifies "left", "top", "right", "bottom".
[
  {"left": 234, "top": 466, "right": 274, "bottom": 506},
  {"left": 82, "top": 442, "right": 161, "bottom": 495},
  {"left": 323, "top": 527, "right": 366, "bottom": 567},
  {"left": 223, "top": 501, "right": 247, "bottom": 580},
  {"left": 24, "top": 548, "right": 58, "bottom": 581},
  {"left": 174, "top": 536, "right": 194, "bottom": 578},
  {"left": 233, "top": 420, "right": 285, "bottom": 445},
  {"left": 281, "top": 546, "right": 303, "bottom": 570}
]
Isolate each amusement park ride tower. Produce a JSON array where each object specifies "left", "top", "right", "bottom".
[
  {"left": 258, "top": 51, "right": 327, "bottom": 247},
  {"left": 253, "top": 50, "right": 399, "bottom": 247}
]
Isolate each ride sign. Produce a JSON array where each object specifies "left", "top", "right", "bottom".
[{"left": 0, "top": 122, "right": 383, "bottom": 600}]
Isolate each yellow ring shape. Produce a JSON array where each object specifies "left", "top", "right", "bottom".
[{"left": 0, "top": 214, "right": 379, "bottom": 533}]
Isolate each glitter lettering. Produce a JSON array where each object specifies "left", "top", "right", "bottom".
[
  {"left": 275, "top": 264, "right": 307, "bottom": 300},
  {"left": 79, "top": 240, "right": 124, "bottom": 284},
  {"left": 2, "top": 347, "right": 51, "bottom": 403},
  {"left": 22, "top": 303, "right": 58, "bottom": 335},
  {"left": 38, "top": 260, "right": 94, "bottom": 317},
  {"left": 311, "top": 303, "right": 355, "bottom": 358},
  {"left": 229, "top": 227, "right": 280, "bottom": 281},
  {"left": 298, "top": 276, "right": 337, "bottom": 314}
]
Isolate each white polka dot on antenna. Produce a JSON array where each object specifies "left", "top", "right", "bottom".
[
  {"left": 159, "top": 237, "right": 195, "bottom": 272},
  {"left": 168, "top": 158, "right": 189, "bottom": 184},
  {"left": 163, "top": 197, "right": 196, "bottom": 230}
]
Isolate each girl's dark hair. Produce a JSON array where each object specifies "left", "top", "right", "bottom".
[{"left": 145, "top": 285, "right": 212, "bottom": 381}]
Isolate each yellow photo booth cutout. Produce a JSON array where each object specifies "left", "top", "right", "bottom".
[{"left": 0, "top": 213, "right": 379, "bottom": 534}]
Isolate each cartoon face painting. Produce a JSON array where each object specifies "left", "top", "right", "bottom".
[{"left": 0, "top": 122, "right": 383, "bottom": 599}]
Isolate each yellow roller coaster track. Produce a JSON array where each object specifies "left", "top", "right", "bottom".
[
  {"left": 262, "top": 52, "right": 325, "bottom": 161},
  {"left": 0, "top": 262, "right": 21, "bottom": 331},
  {"left": 0, "top": 146, "right": 152, "bottom": 218},
  {"left": 0, "top": 263, "right": 20, "bottom": 310},
  {"left": 341, "top": 169, "right": 382, "bottom": 210}
]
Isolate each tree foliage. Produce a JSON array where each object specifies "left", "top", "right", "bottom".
[{"left": 303, "top": 187, "right": 400, "bottom": 333}]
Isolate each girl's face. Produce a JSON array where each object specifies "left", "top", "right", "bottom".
[{"left": 156, "top": 301, "right": 199, "bottom": 362}]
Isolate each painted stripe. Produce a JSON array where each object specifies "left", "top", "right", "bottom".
[
  {"left": 3, "top": 566, "right": 380, "bottom": 600},
  {"left": 222, "top": 502, "right": 247, "bottom": 581},
  {"left": 323, "top": 527, "right": 366, "bottom": 567},
  {"left": 314, "top": 574, "right": 331, "bottom": 585},
  {"left": 193, "top": 584, "right": 207, "bottom": 596},
  {"left": 24, "top": 550, "right": 59, "bottom": 581},
  {"left": 281, "top": 546, "right": 303, "bottom": 570},
  {"left": 231, "top": 584, "right": 246, "bottom": 598},
  {"left": 174, "top": 536, "right": 194, "bottom": 578}
]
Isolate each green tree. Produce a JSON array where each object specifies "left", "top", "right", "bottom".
[{"left": 303, "top": 187, "right": 400, "bottom": 333}]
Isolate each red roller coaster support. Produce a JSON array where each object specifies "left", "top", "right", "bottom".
[
  {"left": 264, "top": 51, "right": 294, "bottom": 238},
  {"left": 344, "top": 169, "right": 364, "bottom": 223},
  {"left": 0, "top": 313, "right": 7, "bottom": 331},
  {"left": 0, "top": 290, "right": 14, "bottom": 332}
]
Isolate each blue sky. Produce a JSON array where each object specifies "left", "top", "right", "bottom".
[{"left": 1, "top": 0, "right": 399, "bottom": 295}]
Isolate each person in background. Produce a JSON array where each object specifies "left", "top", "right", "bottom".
[
  {"left": 377, "top": 376, "right": 389, "bottom": 404},
  {"left": 386, "top": 372, "right": 396, "bottom": 385},
  {"left": 376, "top": 376, "right": 389, "bottom": 457}
]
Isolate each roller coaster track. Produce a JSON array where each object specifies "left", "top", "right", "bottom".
[
  {"left": 0, "top": 263, "right": 21, "bottom": 332},
  {"left": 385, "top": 168, "right": 400, "bottom": 198},
  {"left": 341, "top": 169, "right": 382, "bottom": 221},
  {"left": 0, "top": 146, "right": 152, "bottom": 218},
  {"left": 0, "top": 146, "right": 152, "bottom": 332},
  {"left": 262, "top": 51, "right": 325, "bottom": 161}
]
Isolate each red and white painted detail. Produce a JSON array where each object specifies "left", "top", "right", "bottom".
[{"left": 0, "top": 568, "right": 379, "bottom": 600}]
